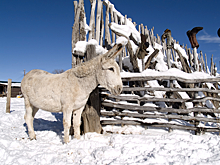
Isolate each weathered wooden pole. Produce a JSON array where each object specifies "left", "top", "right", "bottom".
[
  {"left": 161, "top": 29, "right": 172, "bottom": 69},
  {"left": 113, "top": 11, "right": 118, "bottom": 39},
  {"left": 211, "top": 54, "right": 214, "bottom": 75},
  {"left": 79, "top": 0, "right": 86, "bottom": 41},
  {"left": 88, "top": 0, "right": 96, "bottom": 40},
  {"left": 200, "top": 51, "right": 206, "bottom": 72},
  {"left": 205, "top": 53, "right": 209, "bottom": 73},
  {"left": 81, "top": 44, "right": 102, "bottom": 134},
  {"left": 194, "top": 83, "right": 200, "bottom": 135},
  {"left": 100, "top": 4, "right": 104, "bottom": 46},
  {"left": 72, "top": 0, "right": 83, "bottom": 68},
  {"left": 150, "top": 27, "right": 155, "bottom": 45},
  {"left": 110, "top": 4, "right": 115, "bottom": 43},
  {"left": 140, "top": 24, "right": 145, "bottom": 71},
  {"left": 6, "top": 79, "right": 12, "bottom": 113},
  {"left": 144, "top": 26, "right": 151, "bottom": 46},
  {"left": 95, "top": 0, "right": 102, "bottom": 44},
  {"left": 104, "top": 1, "right": 111, "bottom": 49},
  {"left": 193, "top": 47, "right": 199, "bottom": 71}
]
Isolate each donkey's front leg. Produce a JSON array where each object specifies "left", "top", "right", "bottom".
[
  {"left": 62, "top": 109, "right": 72, "bottom": 143},
  {"left": 73, "top": 106, "right": 84, "bottom": 139},
  {"left": 24, "top": 97, "right": 39, "bottom": 140}
]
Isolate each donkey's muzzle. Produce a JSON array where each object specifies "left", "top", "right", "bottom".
[{"left": 113, "top": 85, "right": 123, "bottom": 95}]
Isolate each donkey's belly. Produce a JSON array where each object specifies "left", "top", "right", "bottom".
[{"left": 30, "top": 95, "right": 62, "bottom": 113}]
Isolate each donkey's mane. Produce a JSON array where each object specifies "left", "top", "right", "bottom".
[{"left": 72, "top": 56, "right": 101, "bottom": 78}]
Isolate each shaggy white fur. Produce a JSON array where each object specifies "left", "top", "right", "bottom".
[{"left": 21, "top": 44, "right": 123, "bottom": 143}]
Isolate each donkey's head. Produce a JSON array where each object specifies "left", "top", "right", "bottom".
[{"left": 97, "top": 44, "right": 123, "bottom": 95}]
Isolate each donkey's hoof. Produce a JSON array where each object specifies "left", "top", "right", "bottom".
[
  {"left": 29, "top": 132, "right": 36, "bottom": 140},
  {"left": 74, "top": 135, "right": 80, "bottom": 140},
  {"left": 29, "top": 137, "right": 36, "bottom": 140},
  {"left": 64, "top": 137, "right": 70, "bottom": 144}
]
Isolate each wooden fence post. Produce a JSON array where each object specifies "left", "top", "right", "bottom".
[
  {"left": 211, "top": 54, "right": 214, "bottom": 75},
  {"left": 104, "top": 1, "right": 111, "bottom": 49},
  {"left": 193, "top": 47, "right": 199, "bottom": 71},
  {"left": 194, "top": 83, "right": 201, "bottom": 135},
  {"left": 6, "top": 79, "right": 12, "bottom": 113},
  {"left": 95, "top": 0, "right": 102, "bottom": 44},
  {"left": 81, "top": 44, "right": 102, "bottom": 134},
  {"left": 72, "top": 0, "right": 83, "bottom": 68},
  {"left": 144, "top": 26, "right": 151, "bottom": 46},
  {"left": 110, "top": 4, "right": 115, "bottom": 43},
  {"left": 200, "top": 51, "right": 206, "bottom": 72},
  {"left": 100, "top": 4, "right": 104, "bottom": 46},
  {"left": 88, "top": 0, "right": 96, "bottom": 40},
  {"left": 79, "top": 0, "right": 86, "bottom": 41},
  {"left": 161, "top": 29, "right": 172, "bottom": 69}
]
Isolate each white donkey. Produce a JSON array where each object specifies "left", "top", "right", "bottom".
[{"left": 21, "top": 44, "right": 123, "bottom": 143}]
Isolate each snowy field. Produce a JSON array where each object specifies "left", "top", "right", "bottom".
[{"left": 1, "top": 97, "right": 220, "bottom": 164}]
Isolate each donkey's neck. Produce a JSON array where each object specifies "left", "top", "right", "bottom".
[
  {"left": 73, "top": 56, "right": 101, "bottom": 95},
  {"left": 78, "top": 71, "right": 98, "bottom": 94}
]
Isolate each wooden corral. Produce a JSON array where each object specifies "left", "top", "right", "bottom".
[
  {"left": 0, "top": 81, "right": 21, "bottom": 98},
  {"left": 72, "top": 0, "right": 220, "bottom": 135},
  {"left": 101, "top": 75, "right": 220, "bottom": 135}
]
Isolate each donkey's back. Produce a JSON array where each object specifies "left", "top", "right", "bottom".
[{"left": 21, "top": 69, "right": 81, "bottom": 113}]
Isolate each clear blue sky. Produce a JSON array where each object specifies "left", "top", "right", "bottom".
[{"left": 1, "top": 0, "right": 220, "bottom": 82}]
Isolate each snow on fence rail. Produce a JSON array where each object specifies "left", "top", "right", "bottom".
[{"left": 100, "top": 73, "right": 220, "bottom": 135}]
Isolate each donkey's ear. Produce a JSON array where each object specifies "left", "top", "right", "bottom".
[{"left": 102, "top": 44, "right": 123, "bottom": 61}]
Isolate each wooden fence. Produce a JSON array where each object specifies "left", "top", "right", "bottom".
[
  {"left": 72, "top": 0, "right": 216, "bottom": 75},
  {"left": 100, "top": 75, "right": 220, "bottom": 135},
  {"left": 72, "top": 0, "right": 220, "bottom": 135}
]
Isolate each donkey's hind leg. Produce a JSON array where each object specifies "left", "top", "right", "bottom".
[
  {"left": 72, "top": 106, "right": 84, "bottom": 140},
  {"left": 24, "top": 97, "right": 39, "bottom": 140}
]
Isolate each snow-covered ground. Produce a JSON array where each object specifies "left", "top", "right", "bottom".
[{"left": 1, "top": 97, "right": 220, "bottom": 165}]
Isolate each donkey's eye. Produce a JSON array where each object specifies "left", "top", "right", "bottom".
[{"left": 108, "top": 67, "right": 114, "bottom": 72}]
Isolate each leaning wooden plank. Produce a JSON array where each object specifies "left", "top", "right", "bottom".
[
  {"left": 126, "top": 40, "right": 140, "bottom": 72},
  {"left": 101, "top": 101, "right": 220, "bottom": 114},
  {"left": 100, "top": 4, "right": 104, "bottom": 46},
  {"left": 110, "top": 4, "right": 115, "bottom": 43},
  {"left": 73, "top": 1, "right": 78, "bottom": 15},
  {"left": 188, "top": 48, "right": 193, "bottom": 67},
  {"left": 72, "top": 0, "right": 83, "bottom": 51},
  {"left": 144, "top": 49, "right": 159, "bottom": 69},
  {"left": 79, "top": 0, "right": 86, "bottom": 41},
  {"left": 211, "top": 54, "right": 214, "bottom": 76},
  {"left": 88, "top": 0, "right": 96, "bottom": 40},
  {"left": 104, "top": 1, "right": 111, "bottom": 48},
  {"left": 144, "top": 26, "right": 151, "bottom": 46},
  {"left": 150, "top": 27, "right": 155, "bottom": 46},
  {"left": 72, "top": 0, "right": 83, "bottom": 68},
  {"left": 173, "top": 47, "right": 192, "bottom": 73},
  {"left": 113, "top": 11, "right": 119, "bottom": 39},
  {"left": 95, "top": 0, "right": 102, "bottom": 43},
  {"left": 200, "top": 51, "right": 206, "bottom": 72}
]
